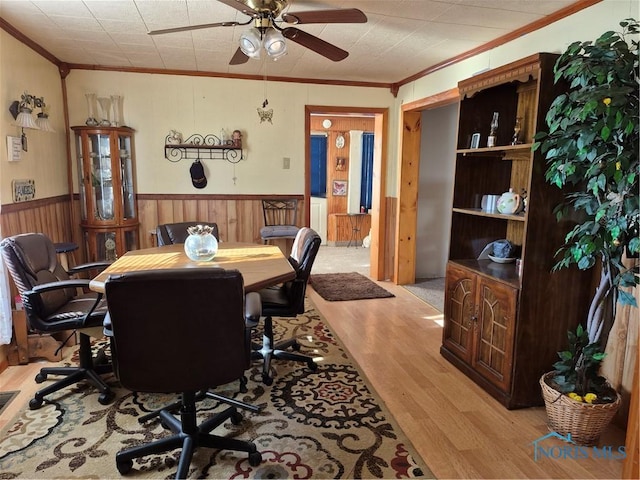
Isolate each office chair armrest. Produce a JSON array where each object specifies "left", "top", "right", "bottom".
[
  {"left": 244, "top": 292, "right": 262, "bottom": 328},
  {"left": 24, "top": 280, "right": 103, "bottom": 328},
  {"left": 27, "top": 279, "right": 92, "bottom": 294},
  {"left": 68, "top": 261, "right": 112, "bottom": 275},
  {"left": 103, "top": 312, "right": 113, "bottom": 337}
]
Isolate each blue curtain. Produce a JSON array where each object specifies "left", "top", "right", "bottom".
[
  {"left": 310, "top": 135, "right": 327, "bottom": 197},
  {"left": 360, "top": 133, "right": 374, "bottom": 209}
]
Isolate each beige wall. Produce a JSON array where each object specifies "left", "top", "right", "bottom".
[
  {"left": 389, "top": 0, "right": 635, "bottom": 195},
  {"left": 0, "top": 32, "right": 67, "bottom": 204},
  {"left": 2, "top": 0, "right": 632, "bottom": 203},
  {"left": 64, "top": 71, "right": 394, "bottom": 195}
]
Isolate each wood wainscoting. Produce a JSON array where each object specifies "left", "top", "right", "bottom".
[
  {"left": 135, "top": 194, "right": 304, "bottom": 249},
  {"left": 1, "top": 195, "right": 75, "bottom": 243},
  {"left": 327, "top": 213, "right": 371, "bottom": 246}
]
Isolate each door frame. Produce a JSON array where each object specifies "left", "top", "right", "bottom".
[
  {"left": 305, "top": 106, "right": 388, "bottom": 280},
  {"left": 394, "top": 89, "right": 459, "bottom": 284}
]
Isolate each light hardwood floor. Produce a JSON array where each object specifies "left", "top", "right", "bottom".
[{"left": 0, "top": 249, "right": 627, "bottom": 479}]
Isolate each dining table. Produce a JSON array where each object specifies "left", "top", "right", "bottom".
[{"left": 89, "top": 242, "right": 296, "bottom": 294}]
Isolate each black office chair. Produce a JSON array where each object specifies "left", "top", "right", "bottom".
[
  {"left": 156, "top": 221, "right": 219, "bottom": 246},
  {"left": 252, "top": 227, "right": 322, "bottom": 385},
  {"left": 260, "top": 199, "right": 300, "bottom": 244},
  {"left": 104, "top": 268, "right": 262, "bottom": 478},
  {"left": 0, "top": 233, "right": 114, "bottom": 409}
]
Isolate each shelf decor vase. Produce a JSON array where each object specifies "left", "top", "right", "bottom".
[
  {"left": 97, "top": 97, "right": 112, "bottom": 127},
  {"left": 184, "top": 225, "right": 218, "bottom": 261},
  {"left": 111, "top": 95, "right": 124, "bottom": 127},
  {"left": 85, "top": 93, "right": 99, "bottom": 126}
]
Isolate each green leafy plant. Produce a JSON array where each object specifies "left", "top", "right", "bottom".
[
  {"left": 535, "top": 20, "right": 639, "bottom": 404},
  {"left": 534, "top": 19, "right": 639, "bottom": 355},
  {"left": 550, "top": 325, "right": 616, "bottom": 403}
]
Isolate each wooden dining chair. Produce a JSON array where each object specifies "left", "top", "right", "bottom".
[{"left": 260, "top": 199, "right": 300, "bottom": 244}]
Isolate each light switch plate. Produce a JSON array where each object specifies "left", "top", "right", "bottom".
[{"left": 283, "top": 157, "right": 290, "bottom": 169}]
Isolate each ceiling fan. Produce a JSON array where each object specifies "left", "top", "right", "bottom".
[{"left": 148, "top": 0, "right": 367, "bottom": 65}]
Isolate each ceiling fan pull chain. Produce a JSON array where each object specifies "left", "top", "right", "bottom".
[{"left": 257, "top": 56, "right": 274, "bottom": 124}]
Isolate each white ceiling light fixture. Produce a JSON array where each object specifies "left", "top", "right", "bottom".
[
  {"left": 263, "top": 29, "right": 287, "bottom": 59},
  {"left": 239, "top": 28, "right": 263, "bottom": 58}
]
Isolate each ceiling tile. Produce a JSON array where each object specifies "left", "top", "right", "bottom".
[{"left": 0, "top": 0, "right": 587, "bottom": 84}]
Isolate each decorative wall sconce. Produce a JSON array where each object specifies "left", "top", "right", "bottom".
[{"left": 9, "top": 91, "right": 54, "bottom": 151}]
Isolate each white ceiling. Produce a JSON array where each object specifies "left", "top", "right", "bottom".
[{"left": 0, "top": 0, "right": 578, "bottom": 85}]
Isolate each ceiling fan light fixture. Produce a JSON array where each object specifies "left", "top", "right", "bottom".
[
  {"left": 263, "top": 29, "right": 287, "bottom": 59},
  {"left": 239, "top": 27, "right": 262, "bottom": 58}
]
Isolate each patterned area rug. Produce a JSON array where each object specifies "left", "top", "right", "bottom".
[
  {"left": 0, "top": 299, "right": 432, "bottom": 479},
  {"left": 310, "top": 272, "right": 395, "bottom": 301}
]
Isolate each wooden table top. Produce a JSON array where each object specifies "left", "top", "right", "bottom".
[{"left": 89, "top": 242, "right": 296, "bottom": 293}]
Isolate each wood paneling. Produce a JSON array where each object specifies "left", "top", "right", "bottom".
[
  {"left": 1, "top": 195, "right": 76, "bottom": 307},
  {"left": 135, "top": 194, "right": 303, "bottom": 249},
  {"left": 327, "top": 213, "right": 371, "bottom": 245}
]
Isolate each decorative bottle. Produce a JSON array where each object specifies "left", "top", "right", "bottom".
[{"left": 487, "top": 112, "right": 499, "bottom": 147}]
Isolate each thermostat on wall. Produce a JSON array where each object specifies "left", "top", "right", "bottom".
[{"left": 7, "top": 136, "right": 21, "bottom": 162}]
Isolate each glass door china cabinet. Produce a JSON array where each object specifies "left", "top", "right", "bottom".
[{"left": 72, "top": 126, "right": 139, "bottom": 262}]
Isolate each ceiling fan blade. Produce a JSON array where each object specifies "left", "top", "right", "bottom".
[
  {"left": 217, "top": 0, "right": 260, "bottom": 17},
  {"left": 282, "top": 8, "right": 367, "bottom": 25},
  {"left": 148, "top": 20, "right": 245, "bottom": 35},
  {"left": 282, "top": 27, "right": 348, "bottom": 62},
  {"left": 229, "top": 47, "right": 249, "bottom": 65}
]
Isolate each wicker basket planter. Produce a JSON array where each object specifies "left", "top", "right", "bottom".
[{"left": 540, "top": 372, "right": 621, "bottom": 446}]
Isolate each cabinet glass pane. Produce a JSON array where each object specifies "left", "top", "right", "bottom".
[
  {"left": 124, "top": 229, "right": 138, "bottom": 252},
  {"left": 118, "top": 135, "right": 136, "bottom": 220},
  {"left": 89, "top": 133, "right": 114, "bottom": 220},
  {"left": 76, "top": 134, "right": 87, "bottom": 221},
  {"left": 96, "top": 231, "right": 118, "bottom": 262}
]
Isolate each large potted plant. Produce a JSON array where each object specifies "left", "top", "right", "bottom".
[{"left": 534, "top": 19, "right": 639, "bottom": 445}]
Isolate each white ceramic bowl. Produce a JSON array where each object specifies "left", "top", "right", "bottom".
[{"left": 488, "top": 254, "right": 516, "bottom": 264}]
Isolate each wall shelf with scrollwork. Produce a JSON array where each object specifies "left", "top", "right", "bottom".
[{"left": 165, "top": 133, "right": 243, "bottom": 164}]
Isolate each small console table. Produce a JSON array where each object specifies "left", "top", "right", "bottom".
[
  {"left": 327, "top": 213, "right": 371, "bottom": 246},
  {"left": 347, "top": 213, "right": 367, "bottom": 247}
]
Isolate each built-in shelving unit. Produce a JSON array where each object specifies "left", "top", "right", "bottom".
[
  {"left": 440, "top": 53, "right": 592, "bottom": 409},
  {"left": 164, "top": 133, "right": 244, "bottom": 163}
]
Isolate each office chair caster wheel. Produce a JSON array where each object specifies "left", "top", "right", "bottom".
[
  {"left": 35, "top": 372, "right": 47, "bottom": 383},
  {"left": 29, "top": 397, "right": 44, "bottom": 410},
  {"left": 116, "top": 459, "right": 133, "bottom": 474},
  {"left": 291, "top": 343, "right": 301, "bottom": 351},
  {"left": 230, "top": 411, "right": 243, "bottom": 425},
  {"left": 98, "top": 391, "right": 114, "bottom": 405},
  {"left": 248, "top": 451, "right": 262, "bottom": 466},
  {"left": 261, "top": 373, "right": 273, "bottom": 386},
  {"left": 307, "top": 361, "right": 318, "bottom": 371}
]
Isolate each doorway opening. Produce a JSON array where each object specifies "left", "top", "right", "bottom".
[{"left": 304, "top": 106, "right": 388, "bottom": 280}]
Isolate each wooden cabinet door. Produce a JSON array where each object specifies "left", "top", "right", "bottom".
[
  {"left": 442, "top": 263, "right": 475, "bottom": 364},
  {"left": 472, "top": 276, "right": 517, "bottom": 392}
]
